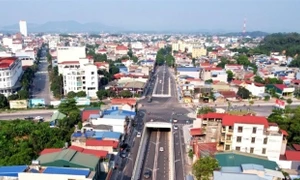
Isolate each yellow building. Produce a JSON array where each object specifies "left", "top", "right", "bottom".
[{"left": 192, "top": 47, "right": 207, "bottom": 58}]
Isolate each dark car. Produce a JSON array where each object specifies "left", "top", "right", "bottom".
[
  {"left": 120, "top": 152, "right": 127, "bottom": 158},
  {"left": 24, "top": 116, "right": 34, "bottom": 120},
  {"left": 143, "top": 171, "right": 151, "bottom": 178}
]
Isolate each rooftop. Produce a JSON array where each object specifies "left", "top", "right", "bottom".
[
  {"left": 0, "top": 57, "right": 16, "bottom": 68},
  {"left": 86, "top": 139, "right": 119, "bottom": 148},
  {"left": 0, "top": 165, "right": 27, "bottom": 177},
  {"left": 222, "top": 115, "right": 269, "bottom": 128},
  {"left": 215, "top": 151, "right": 279, "bottom": 170}
]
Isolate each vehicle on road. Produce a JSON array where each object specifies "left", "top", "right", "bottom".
[
  {"left": 147, "top": 96, "right": 152, "bottom": 103},
  {"left": 173, "top": 125, "right": 178, "bottom": 130},
  {"left": 159, "top": 147, "right": 164, "bottom": 152},
  {"left": 34, "top": 116, "right": 44, "bottom": 120},
  {"left": 173, "top": 119, "right": 178, "bottom": 123},
  {"left": 120, "top": 151, "right": 127, "bottom": 158},
  {"left": 137, "top": 132, "right": 141, "bottom": 137},
  {"left": 143, "top": 171, "right": 151, "bottom": 178},
  {"left": 159, "top": 80, "right": 162, "bottom": 83},
  {"left": 24, "top": 116, "right": 34, "bottom": 120}
]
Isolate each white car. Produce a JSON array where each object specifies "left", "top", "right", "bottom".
[
  {"left": 137, "top": 132, "right": 141, "bottom": 137},
  {"left": 173, "top": 125, "right": 178, "bottom": 130},
  {"left": 34, "top": 116, "right": 44, "bottom": 120},
  {"left": 159, "top": 147, "right": 164, "bottom": 152}
]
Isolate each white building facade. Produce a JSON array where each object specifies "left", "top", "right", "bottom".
[
  {"left": 19, "top": 20, "right": 28, "bottom": 37},
  {"left": 57, "top": 46, "right": 86, "bottom": 63},
  {"left": 0, "top": 57, "right": 23, "bottom": 96},
  {"left": 58, "top": 59, "right": 98, "bottom": 98}
]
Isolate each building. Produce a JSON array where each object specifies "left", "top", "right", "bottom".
[
  {"left": 0, "top": 57, "right": 23, "bottom": 97},
  {"left": 58, "top": 59, "right": 98, "bottom": 98},
  {"left": 176, "top": 67, "right": 201, "bottom": 79},
  {"left": 57, "top": 46, "right": 86, "bottom": 64},
  {"left": 19, "top": 20, "right": 27, "bottom": 37},
  {"left": 193, "top": 113, "right": 287, "bottom": 162},
  {"left": 192, "top": 47, "right": 207, "bottom": 58},
  {"left": 115, "top": 45, "right": 128, "bottom": 56}
]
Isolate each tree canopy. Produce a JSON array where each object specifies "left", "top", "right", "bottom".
[
  {"left": 257, "top": 33, "right": 300, "bottom": 57},
  {"left": 237, "top": 87, "right": 251, "bottom": 99},
  {"left": 192, "top": 156, "right": 219, "bottom": 180}
]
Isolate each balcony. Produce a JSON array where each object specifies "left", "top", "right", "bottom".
[
  {"left": 77, "top": 82, "right": 83, "bottom": 86},
  {"left": 227, "top": 129, "right": 233, "bottom": 134},
  {"left": 225, "top": 139, "right": 232, "bottom": 144}
]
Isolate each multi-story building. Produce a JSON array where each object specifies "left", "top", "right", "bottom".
[
  {"left": 192, "top": 46, "right": 207, "bottom": 58},
  {"left": 0, "top": 57, "right": 23, "bottom": 97},
  {"left": 200, "top": 67, "right": 227, "bottom": 83},
  {"left": 19, "top": 20, "right": 27, "bottom": 37},
  {"left": 57, "top": 46, "right": 86, "bottom": 64},
  {"left": 58, "top": 59, "right": 98, "bottom": 98},
  {"left": 194, "top": 113, "right": 288, "bottom": 162}
]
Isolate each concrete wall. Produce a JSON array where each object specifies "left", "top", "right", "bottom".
[{"left": 9, "top": 100, "right": 28, "bottom": 109}]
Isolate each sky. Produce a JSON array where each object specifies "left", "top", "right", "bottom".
[{"left": 0, "top": 0, "right": 299, "bottom": 33}]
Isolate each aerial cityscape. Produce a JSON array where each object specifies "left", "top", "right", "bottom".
[{"left": 1, "top": 0, "right": 300, "bottom": 180}]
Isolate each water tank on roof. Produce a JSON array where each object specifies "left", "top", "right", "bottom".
[
  {"left": 32, "top": 160, "right": 40, "bottom": 165},
  {"left": 65, "top": 142, "right": 69, "bottom": 148}
]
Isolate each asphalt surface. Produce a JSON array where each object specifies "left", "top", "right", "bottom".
[
  {"left": 31, "top": 48, "right": 51, "bottom": 104},
  {"left": 0, "top": 110, "right": 54, "bottom": 121},
  {"left": 154, "top": 65, "right": 170, "bottom": 95}
]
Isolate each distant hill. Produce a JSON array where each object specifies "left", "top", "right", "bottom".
[
  {"left": 220, "top": 31, "right": 269, "bottom": 37},
  {"left": 0, "top": 21, "right": 122, "bottom": 33}
]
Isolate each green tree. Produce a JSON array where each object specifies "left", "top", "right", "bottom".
[
  {"left": 236, "top": 55, "right": 250, "bottom": 66},
  {"left": 127, "top": 49, "right": 133, "bottom": 58},
  {"left": 17, "top": 90, "right": 29, "bottom": 100},
  {"left": 96, "top": 90, "right": 108, "bottom": 100},
  {"left": 58, "top": 98, "right": 78, "bottom": 116},
  {"left": 254, "top": 76, "right": 265, "bottom": 84},
  {"left": 197, "top": 107, "right": 215, "bottom": 115},
  {"left": 7, "top": 94, "right": 19, "bottom": 100},
  {"left": 165, "top": 54, "right": 175, "bottom": 67},
  {"left": 109, "top": 66, "right": 120, "bottom": 75},
  {"left": 76, "top": 91, "right": 87, "bottom": 97},
  {"left": 204, "top": 79, "right": 213, "bottom": 84},
  {"left": 286, "top": 98, "right": 293, "bottom": 105},
  {"left": 132, "top": 56, "right": 139, "bottom": 63},
  {"left": 0, "top": 94, "right": 9, "bottom": 109},
  {"left": 237, "top": 87, "right": 251, "bottom": 99},
  {"left": 217, "top": 57, "right": 230, "bottom": 68},
  {"left": 67, "top": 91, "right": 77, "bottom": 99},
  {"left": 100, "top": 77, "right": 109, "bottom": 86},
  {"left": 192, "top": 156, "right": 219, "bottom": 180},
  {"left": 119, "top": 90, "right": 133, "bottom": 98},
  {"left": 226, "top": 70, "right": 234, "bottom": 82},
  {"left": 265, "top": 78, "right": 283, "bottom": 84}
]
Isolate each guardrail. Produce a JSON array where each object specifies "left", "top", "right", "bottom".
[
  {"left": 131, "top": 126, "right": 149, "bottom": 180},
  {"left": 152, "top": 94, "right": 172, "bottom": 97},
  {"left": 170, "top": 130, "right": 175, "bottom": 180}
]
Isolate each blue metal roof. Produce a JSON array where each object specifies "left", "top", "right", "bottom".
[
  {"left": 94, "top": 131, "right": 121, "bottom": 140},
  {"left": 177, "top": 67, "right": 200, "bottom": 72},
  {"left": 0, "top": 165, "right": 27, "bottom": 177},
  {"left": 43, "top": 167, "right": 90, "bottom": 177}
]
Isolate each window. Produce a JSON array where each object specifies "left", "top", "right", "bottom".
[
  {"left": 91, "top": 72, "right": 94, "bottom": 75},
  {"left": 238, "top": 126, "right": 243, "bottom": 133},
  {"left": 263, "top": 138, "right": 268, "bottom": 144},
  {"left": 225, "top": 145, "right": 230, "bottom": 150},
  {"left": 236, "top": 146, "right": 241, "bottom": 151},
  {"left": 250, "top": 147, "right": 254, "bottom": 153},
  {"left": 236, "top": 136, "right": 242, "bottom": 143},
  {"left": 262, "top": 148, "right": 266, "bottom": 154},
  {"left": 251, "top": 137, "right": 256, "bottom": 143},
  {"left": 252, "top": 127, "right": 257, "bottom": 134}
]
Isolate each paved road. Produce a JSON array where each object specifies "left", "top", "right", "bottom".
[
  {"left": 31, "top": 47, "right": 51, "bottom": 104},
  {"left": 156, "top": 131, "right": 169, "bottom": 180},
  {"left": 153, "top": 65, "right": 170, "bottom": 95},
  {"left": 141, "top": 131, "right": 157, "bottom": 180},
  {"left": 0, "top": 110, "right": 54, "bottom": 120}
]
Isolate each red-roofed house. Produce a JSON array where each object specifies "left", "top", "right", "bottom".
[
  {"left": 111, "top": 98, "right": 136, "bottom": 106},
  {"left": 97, "top": 49, "right": 107, "bottom": 54},
  {"left": 266, "top": 84, "right": 295, "bottom": 97},
  {"left": 115, "top": 45, "right": 128, "bottom": 55},
  {"left": 94, "top": 62, "right": 109, "bottom": 72},
  {"left": 192, "top": 113, "right": 287, "bottom": 161},
  {"left": 69, "top": 145, "right": 108, "bottom": 158},
  {"left": 71, "top": 139, "right": 119, "bottom": 154},
  {"left": 0, "top": 57, "right": 23, "bottom": 97},
  {"left": 278, "top": 150, "right": 300, "bottom": 169},
  {"left": 221, "top": 115, "right": 287, "bottom": 161},
  {"left": 40, "top": 148, "right": 62, "bottom": 155},
  {"left": 224, "top": 64, "right": 243, "bottom": 71},
  {"left": 81, "top": 109, "right": 101, "bottom": 121},
  {"left": 192, "top": 142, "right": 217, "bottom": 159}
]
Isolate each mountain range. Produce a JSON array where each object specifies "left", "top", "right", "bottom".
[
  {"left": 0, "top": 21, "right": 269, "bottom": 36},
  {"left": 0, "top": 20, "right": 122, "bottom": 33}
]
